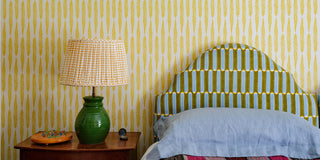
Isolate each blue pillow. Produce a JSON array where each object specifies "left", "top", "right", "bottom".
[{"left": 153, "top": 108, "right": 320, "bottom": 159}]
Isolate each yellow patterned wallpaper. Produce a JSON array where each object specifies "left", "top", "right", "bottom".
[{"left": 1, "top": 0, "right": 320, "bottom": 159}]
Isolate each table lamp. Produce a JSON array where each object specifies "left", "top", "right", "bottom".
[{"left": 59, "top": 39, "right": 129, "bottom": 144}]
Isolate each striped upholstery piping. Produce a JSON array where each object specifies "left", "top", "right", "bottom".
[{"left": 155, "top": 43, "right": 319, "bottom": 132}]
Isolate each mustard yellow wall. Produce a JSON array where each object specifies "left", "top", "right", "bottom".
[
  {"left": 0, "top": 0, "right": 2, "bottom": 158},
  {"left": 1, "top": 0, "right": 320, "bottom": 159}
]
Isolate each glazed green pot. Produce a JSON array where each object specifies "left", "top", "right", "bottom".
[{"left": 75, "top": 96, "right": 110, "bottom": 144}]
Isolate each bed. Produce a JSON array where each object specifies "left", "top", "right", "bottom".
[{"left": 142, "top": 43, "right": 320, "bottom": 160}]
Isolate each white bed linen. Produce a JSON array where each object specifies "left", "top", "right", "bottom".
[
  {"left": 141, "top": 142, "right": 161, "bottom": 160},
  {"left": 151, "top": 108, "right": 320, "bottom": 159}
]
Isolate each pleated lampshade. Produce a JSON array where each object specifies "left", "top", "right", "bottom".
[{"left": 59, "top": 39, "right": 129, "bottom": 87}]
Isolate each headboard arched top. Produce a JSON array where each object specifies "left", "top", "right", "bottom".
[
  {"left": 155, "top": 43, "right": 318, "bottom": 128},
  {"left": 167, "top": 43, "right": 303, "bottom": 95},
  {"left": 185, "top": 43, "right": 284, "bottom": 72}
]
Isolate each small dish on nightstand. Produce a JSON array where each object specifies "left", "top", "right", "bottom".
[{"left": 31, "top": 130, "right": 72, "bottom": 145}]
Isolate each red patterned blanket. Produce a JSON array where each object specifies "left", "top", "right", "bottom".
[{"left": 163, "top": 155, "right": 319, "bottom": 160}]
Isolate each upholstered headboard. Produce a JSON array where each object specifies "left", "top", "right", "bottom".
[{"left": 155, "top": 43, "right": 319, "bottom": 127}]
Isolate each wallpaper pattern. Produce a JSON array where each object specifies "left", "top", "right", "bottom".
[{"left": 1, "top": 0, "right": 320, "bottom": 159}]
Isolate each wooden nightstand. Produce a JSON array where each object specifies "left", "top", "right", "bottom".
[{"left": 14, "top": 132, "right": 141, "bottom": 160}]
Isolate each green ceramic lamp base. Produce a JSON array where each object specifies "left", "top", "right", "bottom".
[{"left": 75, "top": 96, "right": 110, "bottom": 144}]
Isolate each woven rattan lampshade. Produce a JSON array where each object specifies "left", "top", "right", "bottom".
[{"left": 60, "top": 39, "right": 129, "bottom": 87}]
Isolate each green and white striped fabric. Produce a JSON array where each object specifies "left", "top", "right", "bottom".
[{"left": 155, "top": 43, "right": 319, "bottom": 127}]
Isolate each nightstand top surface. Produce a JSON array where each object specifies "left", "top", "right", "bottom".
[{"left": 14, "top": 132, "right": 141, "bottom": 152}]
